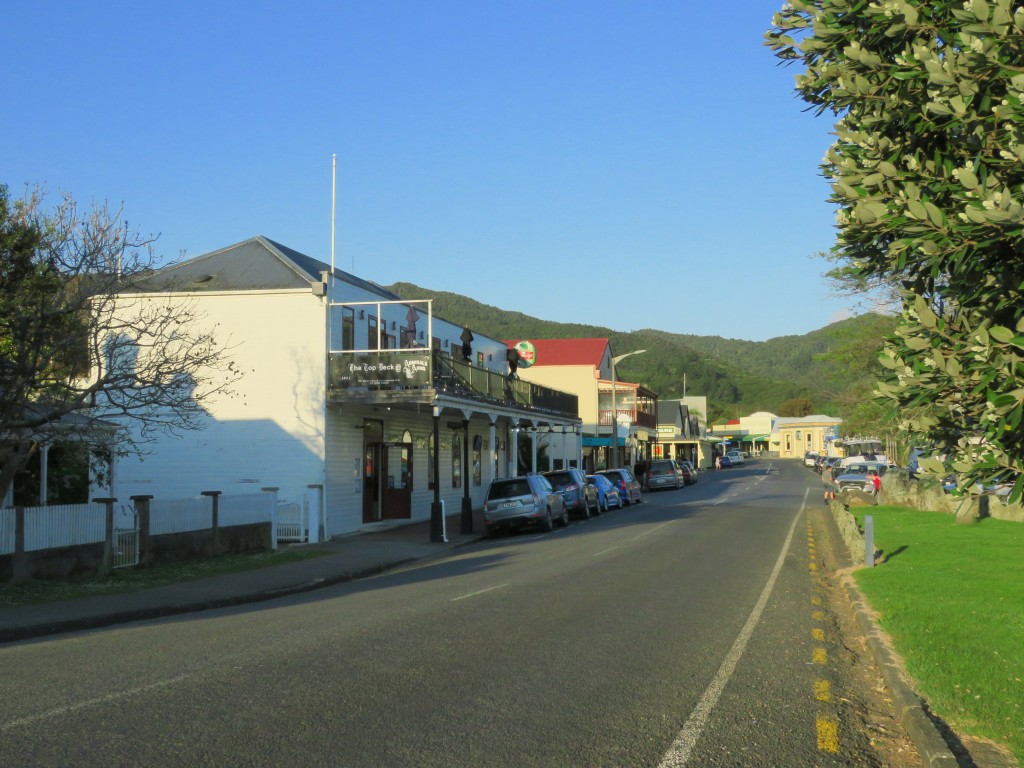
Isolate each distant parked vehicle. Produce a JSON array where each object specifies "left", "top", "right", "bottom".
[
  {"left": 726, "top": 450, "right": 745, "bottom": 465},
  {"left": 598, "top": 468, "right": 643, "bottom": 505},
  {"left": 646, "top": 459, "right": 684, "bottom": 490},
  {"left": 483, "top": 474, "right": 568, "bottom": 535},
  {"left": 543, "top": 467, "right": 599, "bottom": 519},
  {"left": 804, "top": 451, "right": 820, "bottom": 467},
  {"left": 586, "top": 474, "right": 623, "bottom": 511},
  {"left": 719, "top": 455, "right": 733, "bottom": 468},
  {"left": 677, "top": 460, "right": 698, "bottom": 485}
]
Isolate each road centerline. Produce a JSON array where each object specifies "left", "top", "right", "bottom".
[{"left": 657, "top": 489, "right": 808, "bottom": 768}]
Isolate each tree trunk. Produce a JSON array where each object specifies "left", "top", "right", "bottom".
[{"left": 0, "top": 439, "right": 37, "bottom": 506}]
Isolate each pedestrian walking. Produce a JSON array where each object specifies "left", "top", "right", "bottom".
[
  {"left": 822, "top": 462, "right": 835, "bottom": 505},
  {"left": 868, "top": 469, "right": 881, "bottom": 501}
]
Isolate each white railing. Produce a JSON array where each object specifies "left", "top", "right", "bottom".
[
  {"left": 0, "top": 493, "right": 279, "bottom": 556},
  {"left": 219, "top": 493, "right": 274, "bottom": 527},
  {"left": 0, "top": 503, "right": 108, "bottom": 553},
  {"left": 150, "top": 497, "right": 212, "bottom": 536},
  {"left": 276, "top": 502, "right": 304, "bottom": 542}
]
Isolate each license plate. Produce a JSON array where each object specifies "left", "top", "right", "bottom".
[{"left": 502, "top": 501, "right": 518, "bottom": 508}]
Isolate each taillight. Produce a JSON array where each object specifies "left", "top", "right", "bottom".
[{"left": 565, "top": 483, "right": 579, "bottom": 493}]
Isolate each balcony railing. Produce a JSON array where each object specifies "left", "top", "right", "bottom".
[
  {"left": 328, "top": 349, "right": 578, "bottom": 418},
  {"left": 598, "top": 409, "right": 659, "bottom": 430}
]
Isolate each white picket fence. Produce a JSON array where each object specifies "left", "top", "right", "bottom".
[{"left": 0, "top": 493, "right": 279, "bottom": 556}]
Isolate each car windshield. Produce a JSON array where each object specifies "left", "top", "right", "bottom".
[
  {"left": 649, "top": 461, "right": 674, "bottom": 473},
  {"left": 543, "top": 472, "right": 573, "bottom": 489},
  {"left": 488, "top": 479, "right": 531, "bottom": 499}
]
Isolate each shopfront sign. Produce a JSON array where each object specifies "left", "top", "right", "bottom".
[{"left": 330, "top": 352, "right": 431, "bottom": 389}]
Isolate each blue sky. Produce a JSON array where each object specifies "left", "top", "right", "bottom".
[{"left": 3, "top": 1, "right": 853, "bottom": 342}]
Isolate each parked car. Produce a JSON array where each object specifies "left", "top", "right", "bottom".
[
  {"left": 677, "top": 460, "right": 698, "bottom": 485},
  {"left": 598, "top": 468, "right": 643, "bottom": 505},
  {"left": 833, "top": 462, "right": 888, "bottom": 494},
  {"left": 586, "top": 474, "right": 623, "bottom": 511},
  {"left": 804, "top": 451, "right": 820, "bottom": 468},
  {"left": 726, "top": 449, "right": 745, "bottom": 465},
  {"left": 719, "top": 455, "right": 733, "bottom": 468},
  {"left": 543, "top": 467, "right": 599, "bottom": 519},
  {"left": 646, "top": 459, "right": 684, "bottom": 490},
  {"left": 483, "top": 474, "right": 569, "bottom": 535}
]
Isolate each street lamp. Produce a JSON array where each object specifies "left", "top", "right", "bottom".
[{"left": 610, "top": 349, "right": 646, "bottom": 468}]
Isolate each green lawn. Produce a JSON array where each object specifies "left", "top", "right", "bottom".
[
  {"left": 0, "top": 547, "right": 331, "bottom": 607},
  {"left": 851, "top": 505, "right": 1024, "bottom": 760}
]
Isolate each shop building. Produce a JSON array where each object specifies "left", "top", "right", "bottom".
[{"left": 105, "top": 237, "right": 581, "bottom": 538}]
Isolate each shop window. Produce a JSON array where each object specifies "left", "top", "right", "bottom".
[
  {"left": 368, "top": 315, "right": 378, "bottom": 349},
  {"left": 452, "top": 433, "right": 462, "bottom": 488},
  {"left": 341, "top": 307, "right": 354, "bottom": 350}
]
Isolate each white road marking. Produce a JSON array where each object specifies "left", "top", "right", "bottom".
[
  {"left": 658, "top": 490, "right": 808, "bottom": 767},
  {"left": 451, "top": 583, "right": 509, "bottom": 602},
  {"left": 2, "top": 674, "right": 190, "bottom": 731},
  {"left": 632, "top": 522, "right": 673, "bottom": 541},
  {"left": 592, "top": 546, "right": 620, "bottom": 557}
]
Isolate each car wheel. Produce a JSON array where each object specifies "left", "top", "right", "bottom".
[
  {"left": 579, "top": 499, "right": 591, "bottom": 520},
  {"left": 591, "top": 495, "right": 601, "bottom": 516},
  {"left": 561, "top": 507, "right": 570, "bottom": 526},
  {"left": 600, "top": 495, "right": 608, "bottom": 512},
  {"left": 542, "top": 508, "right": 555, "bottom": 532}
]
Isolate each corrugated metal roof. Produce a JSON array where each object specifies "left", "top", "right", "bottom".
[
  {"left": 130, "top": 235, "right": 400, "bottom": 299},
  {"left": 504, "top": 338, "right": 609, "bottom": 367}
]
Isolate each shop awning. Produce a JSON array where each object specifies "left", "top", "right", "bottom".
[{"left": 743, "top": 434, "right": 769, "bottom": 442}]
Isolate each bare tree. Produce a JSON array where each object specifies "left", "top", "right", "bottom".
[{"left": 0, "top": 185, "right": 241, "bottom": 504}]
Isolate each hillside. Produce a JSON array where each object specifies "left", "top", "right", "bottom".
[{"left": 385, "top": 282, "right": 895, "bottom": 421}]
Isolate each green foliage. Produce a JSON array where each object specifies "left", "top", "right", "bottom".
[
  {"left": 768, "top": 0, "right": 1024, "bottom": 498},
  {"left": 386, "top": 282, "right": 892, "bottom": 426},
  {"left": 777, "top": 397, "right": 814, "bottom": 417}
]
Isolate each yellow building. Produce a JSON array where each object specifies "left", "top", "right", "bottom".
[{"left": 770, "top": 415, "right": 842, "bottom": 459}]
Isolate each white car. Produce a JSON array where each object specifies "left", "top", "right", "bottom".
[{"left": 726, "top": 450, "right": 745, "bottom": 465}]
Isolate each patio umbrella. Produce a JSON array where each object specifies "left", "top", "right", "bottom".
[{"left": 404, "top": 305, "right": 420, "bottom": 347}]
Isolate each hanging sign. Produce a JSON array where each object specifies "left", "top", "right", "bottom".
[
  {"left": 513, "top": 340, "right": 537, "bottom": 368},
  {"left": 330, "top": 353, "right": 430, "bottom": 389}
]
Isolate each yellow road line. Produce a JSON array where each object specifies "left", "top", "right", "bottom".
[
  {"left": 817, "top": 714, "right": 840, "bottom": 753},
  {"left": 813, "top": 647, "right": 827, "bottom": 665},
  {"left": 814, "top": 679, "right": 831, "bottom": 701},
  {"left": 812, "top": 627, "right": 824, "bottom": 641}
]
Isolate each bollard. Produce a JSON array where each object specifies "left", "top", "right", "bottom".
[{"left": 864, "top": 514, "right": 874, "bottom": 568}]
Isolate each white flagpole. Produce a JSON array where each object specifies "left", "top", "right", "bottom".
[{"left": 331, "top": 153, "right": 337, "bottom": 278}]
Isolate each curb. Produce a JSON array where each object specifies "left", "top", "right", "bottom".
[
  {"left": 2, "top": 532, "right": 491, "bottom": 644},
  {"left": 818, "top": 505, "right": 960, "bottom": 767},
  {"left": 837, "top": 571, "right": 960, "bottom": 767}
]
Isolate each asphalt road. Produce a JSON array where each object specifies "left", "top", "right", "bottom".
[{"left": 0, "top": 460, "right": 899, "bottom": 767}]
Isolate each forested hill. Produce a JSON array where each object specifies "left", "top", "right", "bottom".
[{"left": 385, "top": 282, "right": 896, "bottom": 421}]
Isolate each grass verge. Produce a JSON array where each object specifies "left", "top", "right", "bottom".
[
  {"left": 851, "top": 505, "right": 1023, "bottom": 760},
  {"left": 0, "top": 547, "right": 332, "bottom": 608}
]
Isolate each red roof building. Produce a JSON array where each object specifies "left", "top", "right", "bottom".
[{"left": 505, "top": 338, "right": 658, "bottom": 471}]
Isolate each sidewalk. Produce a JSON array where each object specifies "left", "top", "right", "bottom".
[{"left": 1, "top": 510, "right": 487, "bottom": 644}]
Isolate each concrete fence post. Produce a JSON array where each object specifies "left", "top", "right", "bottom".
[
  {"left": 262, "top": 487, "right": 279, "bottom": 550},
  {"left": 202, "top": 491, "right": 222, "bottom": 556},
  {"left": 93, "top": 497, "right": 117, "bottom": 575},
  {"left": 131, "top": 495, "right": 154, "bottom": 566},
  {"left": 12, "top": 506, "right": 29, "bottom": 584}
]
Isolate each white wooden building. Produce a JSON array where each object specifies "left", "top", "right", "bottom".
[{"left": 103, "top": 236, "right": 581, "bottom": 538}]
